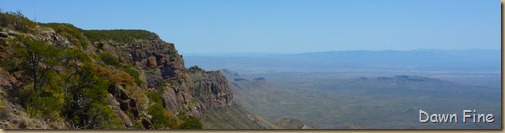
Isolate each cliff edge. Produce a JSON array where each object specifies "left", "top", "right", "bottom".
[{"left": 0, "top": 11, "right": 269, "bottom": 129}]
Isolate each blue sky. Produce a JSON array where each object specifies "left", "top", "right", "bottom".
[{"left": 0, "top": 0, "right": 500, "bottom": 54}]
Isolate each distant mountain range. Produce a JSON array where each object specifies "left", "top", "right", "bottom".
[{"left": 185, "top": 49, "right": 501, "bottom": 72}]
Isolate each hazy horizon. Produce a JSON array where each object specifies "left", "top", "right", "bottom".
[{"left": 181, "top": 48, "right": 501, "bottom": 56}]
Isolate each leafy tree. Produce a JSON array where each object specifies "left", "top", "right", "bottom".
[
  {"left": 61, "top": 49, "right": 89, "bottom": 97},
  {"left": 7, "top": 35, "right": 65, "bottom": 120},
  {"left": 11, "top": 35, "right": 62, "bottom": 92},
  {"left": 24, "top": 69, "right": 64, "bottom": 120},
  {"left": 65, "top": 62, "right": 122, "bottom": 129}
]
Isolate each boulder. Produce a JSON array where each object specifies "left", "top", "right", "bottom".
[{"left": 0, "top": 32, "right": 8, "bottom": 38}]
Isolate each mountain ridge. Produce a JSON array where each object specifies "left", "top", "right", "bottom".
[
  {"left": 185, "top": 48, "right": 500, "bottom": 72},
  {"left": 0, "top": 11, "right": 271, "bottom": 129}
]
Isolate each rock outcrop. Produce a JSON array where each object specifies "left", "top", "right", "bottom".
[
  {"left": 187, "top": 68, "right": 233, "bottom": 116},
  {"left": 81, "top": 30, "right": 234, "bottom": 121}
]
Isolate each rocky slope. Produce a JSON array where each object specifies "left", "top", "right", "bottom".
[
  {"left": 0, "top": 11, "right": 268, "bottom": 129},
  {"left": 220, "top": 69, "right": 313, "bottom": 129}
]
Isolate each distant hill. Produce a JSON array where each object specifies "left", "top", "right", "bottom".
[
  {"left": 317, "top": 75, "right": 498, "bottom": 92},
  {"left": 185, "top": 49, "right": 500, "bottom": 72},
  {"left": 285, "top": 49, "right": 500, "bottom": 70}
]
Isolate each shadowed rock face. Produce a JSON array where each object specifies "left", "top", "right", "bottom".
[
  {"left": 187, "top": 67, "right": 233, "bottom": 117},
  {"left": 97, "top": 39, "right": 185, "bottom": 88},
  {"left": 95, "top": 35, "right": 233, "bottom": 118}
]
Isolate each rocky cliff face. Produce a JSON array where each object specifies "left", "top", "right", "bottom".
[
  {"left": 95, "top": 37, "right": 234, "bottom": 115},
  {"left": 0, "top": 15, "right": 233, "bottom": 129},
  {"left": 187, "top": 67, "right": 233, "bottom": 115},
  {"left": 94, "top": 37, "right": 234, "bottom": 126}
]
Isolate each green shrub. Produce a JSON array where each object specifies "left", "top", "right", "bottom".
[
  {"left": 41, "top": 23, "right": 89, "bottom": 48},
  {"left": 146, "top": 92, "right": 163, "bottom": 104},
  {"left": 25, "top": 91, "right": 63, "bottom": 120},
  {"left": 99, "top": 53, "right": 120, "bottom": 66},
  {"left": 0, "top": 39, "right": 21, "bottom": 72},
  {"left": 133, "top": 120, "right": 144, "bottom": 129},
  {"left": 179, "top": 115, "right": 202, "bottom": 129},
  {"left": 84, "top": 30, "right": 159, "bottom": 44},
  {"left": 147, "top": 103, "right": 171, "bottom": 129},
  {"left": 121, "top": 67, "right": 143, "bottom": 86},
  {"left": 0, "top": 11, "right": 36, "bottom": 32},
  {"left": 87, "top": 103, "right": 122, "bottom": 129},
  {"left": 0, "top": 12, "right": 16, "bottom": 27}
]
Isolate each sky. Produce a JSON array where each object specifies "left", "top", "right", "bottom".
[{"left": 0, "top": 0, "right": 500, "bottom": 55}]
